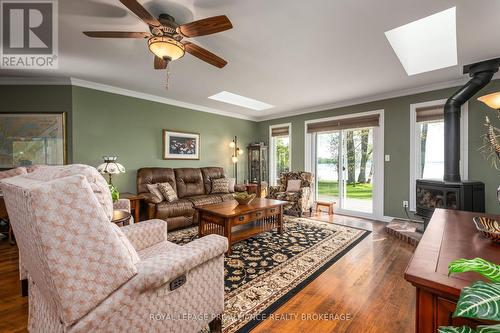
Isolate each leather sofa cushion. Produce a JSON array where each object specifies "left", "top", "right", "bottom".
[
  {"left": 137, "top": 168, "right": 176, "bottom": 195},
  {"left": 201, "top": 167, "right": 226, "bottom": 193},
  {"left": 187, "top": 195, "right": 223, "bottom": 207},
  {"left": 156, "top": 199, "right": 194, "bottom": 219},
  {"left": 174, "top": 168, "right": 205, "bottom": 198}
]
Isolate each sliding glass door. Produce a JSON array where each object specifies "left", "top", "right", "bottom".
[{"left": 315, "top": 128, "right": 374, "bottom": 214}]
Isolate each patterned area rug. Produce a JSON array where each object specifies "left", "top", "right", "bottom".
[{"left": 167, "top": 216, "right": 370, "bottom": 333}]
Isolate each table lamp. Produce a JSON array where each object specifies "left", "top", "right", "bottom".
[{"left": 97, "top": 156, "right": 125, "bottom": 202}]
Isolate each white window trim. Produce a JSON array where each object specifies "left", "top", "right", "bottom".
[
  {"left": 304, "top": 110, "right": 385, "bottom": 220},
  {"left": 409, "top": 100, "right": 468, "bottom": 211},
  {"left": 269, "top": 123, "right": 292, "bottom": 186}
]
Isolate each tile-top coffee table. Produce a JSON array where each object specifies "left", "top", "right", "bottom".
[{"left": 196, "top": 198, "right": 287, "bottom": 254}]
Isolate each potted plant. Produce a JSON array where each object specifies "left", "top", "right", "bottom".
[{"left": 438, "top": 258, "right": 500, "bottom": 333}]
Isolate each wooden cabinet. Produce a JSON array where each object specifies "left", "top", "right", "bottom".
[
  {"left": 248, "top": 143, "right": 268, "bottom": 184},
  {"left": 405, "top": 209, "right": 500, "bottom": 332}
]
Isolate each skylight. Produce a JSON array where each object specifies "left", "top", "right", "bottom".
[
  {"left": 385, "top": 7, "right": 457, "bottom": 76},
  {"left": 208, "top": 91, "right": 274, "bottom": 111}
]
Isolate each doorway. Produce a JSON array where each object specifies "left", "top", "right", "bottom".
[
  {"left": 316, "top": 128, "right": 374, "bottom": 213},
  {"left": 305, "top": 110, "right": 384, "bottom": 219}
]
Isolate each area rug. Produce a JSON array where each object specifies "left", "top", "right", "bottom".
[{"left": 167, "top": 216, "right": 371, "bottom": 333}]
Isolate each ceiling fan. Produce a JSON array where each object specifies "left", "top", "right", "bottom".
[{"left": 83, "top": 0, "right": 232, "bottom": 70}]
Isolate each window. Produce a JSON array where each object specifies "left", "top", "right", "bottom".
[
  {"left": 416, "top": 107, "right": 445, "bottom": 179},
  {"left": 409, "top": 100, "right": 468, "bottom": 211},
  {"left": 269, "top": 124, "right": 291, "bottom": 185}
]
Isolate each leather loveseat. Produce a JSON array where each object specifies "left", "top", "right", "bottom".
[{"left": 137, "top": 167, "right": 243, "bottom": 231}]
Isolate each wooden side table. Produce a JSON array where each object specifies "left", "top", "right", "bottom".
[
  {"left": 112, "top": 210, "right": 131, "bottom": 227},
  {"left": 315, "top": 201, "right": 335, "bottom": 215},
  {"left": 121, "top": 192, "right": 142, "bottom": 222},
  {"left": 246, "top": 183, "right": 268, "bottom": 198}
]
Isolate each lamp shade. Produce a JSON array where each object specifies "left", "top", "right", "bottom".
[
  {"left": 97, "top": 156, "right": 125, "bottom": 174},
  {"left": 478, "top": 92, "right": 500, "bottom": 109},
  {"left": 148, "top": 36, "right": 185, "bottom": 61}
]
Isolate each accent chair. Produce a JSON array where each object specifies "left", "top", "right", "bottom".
[
  {"left": 0, "top": 164, "right": 227, "bottom": 333},
  {"left": 267, "top": 171, "right": 314, "bottom": 216}
]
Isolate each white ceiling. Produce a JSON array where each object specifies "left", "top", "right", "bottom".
[{"left": 2, "top": 0, "right": 500, "bottom": 121}]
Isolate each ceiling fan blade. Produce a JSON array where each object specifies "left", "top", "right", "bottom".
[
  {"left": 177, "top": 15, "right": 232, "bottom": 38},
  {"left": 119, "top": 0, "right": 161, "bottom": 27},
  {"left": 154, "top": 56, "right": 168, "bottom": 69},
  {"left": 83, "top": 31, "right": 150, "bottom": 38},
  {"left": 184, "top": 42, "right": 227, "bottom": 68}
]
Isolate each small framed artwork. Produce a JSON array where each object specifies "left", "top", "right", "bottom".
[
  {"left": 163, "top": 129, "right": 200, "bottom": 160},
  {"left": 0, "top": 112, "right": 67, "bottom": 169}
]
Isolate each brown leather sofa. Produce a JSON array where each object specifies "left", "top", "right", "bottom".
[{"left": 137, "top": 167, "right": 241, "bottom": 231}]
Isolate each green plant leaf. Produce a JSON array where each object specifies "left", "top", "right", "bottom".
[
  {"left": 477, "top": 323, "right": 500, "bottom": 333},
  {"left": 438, "top": 326, "right": 475, "bottom": 333},
  {"left": 449, "top": 258, "right": 500, "bottom": 282},
  {"left": 454, "top": 281, "right": 500, "bottom": 321}
]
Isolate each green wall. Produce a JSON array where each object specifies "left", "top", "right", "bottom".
[
  {"left": 257, "top": 79, "right": 500, "bottom": 217},
  {"left": 0, "top": 85, "right": 74, "bottom": 162},
  {"left": 71, "top": 86, "right": 258, "bottom": 193},
  {"left": 2, "top": 81, "right": 499, "bottom": 218}
]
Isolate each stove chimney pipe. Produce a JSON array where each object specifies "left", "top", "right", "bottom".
[{"left": 443, "top": 58, "right": 500, "bottom": 182}]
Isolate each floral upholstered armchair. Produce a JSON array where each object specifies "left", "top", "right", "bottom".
[
  {"left": 0, "top": 164, "right": 227, "bottom": 333},
  {"left": 268, "top": 171, "right": 314, "bottom": 216}
]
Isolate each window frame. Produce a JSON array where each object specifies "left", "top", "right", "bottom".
[
  {"left": 409, "top": 99, "right": 468, "bottom": 211},
  {"left": 269, "top": 123, "right": 292, "bottom": 186}
]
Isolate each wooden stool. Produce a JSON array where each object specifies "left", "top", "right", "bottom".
[{"left": 315, "top": 201, "right": 335, "bottom": 215}]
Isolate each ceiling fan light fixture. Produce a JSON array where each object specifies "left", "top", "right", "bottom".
[
  {"left": 478, "top": 92, "right": 500, "bottom": 110},
  {"left": 148, "top": 36, "right": 185, "bottom": 61}
]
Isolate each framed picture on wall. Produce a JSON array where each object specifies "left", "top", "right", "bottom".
[
  {"left": 0, "top": 113, "right": 67, "bottom": 169},
  {"left": 163, "top": 129, "right": 200, "bottom": 160}
]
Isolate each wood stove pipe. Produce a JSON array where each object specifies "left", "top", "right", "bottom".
[{"left": 444, "top": 58, "right": 500, "bottom": 182}]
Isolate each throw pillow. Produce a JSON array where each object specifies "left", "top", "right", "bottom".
[
  {"left": 146, "top": 183, "right": 164, "bottom": 202},
  {"left": 228, "top": 178, "right": 236, "bottom": 193},
  {"left": 211, "top": 178, "right": 230, "bottom": 194},
  {"left": 286, "top": 179, "right": 302, "bottom": 192},
  {"left": 158, "top": 182, "right": 178, "bottom": 202}
]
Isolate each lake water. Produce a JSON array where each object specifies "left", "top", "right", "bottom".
[
  {"left": 317, "top": 163, "right": 371, "bottom": 181},
  {"left": 317, "top": 161, "right": 444, "bottom": 181}
]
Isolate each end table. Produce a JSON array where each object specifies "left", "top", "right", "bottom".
[
  {"left": 112, "top": 210, "right": 131, "bottom": 226},
  {"left": 120, "top": 192, "right": 142, "bottom": 222}
]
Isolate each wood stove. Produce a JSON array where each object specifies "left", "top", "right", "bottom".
[
  {"left": 416, "top": 179, "right": 485, "bottom": 228},
  {"left": 415, "top": 58, "right": 500, "bottom": 226}
]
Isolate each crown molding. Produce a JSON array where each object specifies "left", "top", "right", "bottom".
[
  {"left": 0, "top": 76, "right": 71, "bottom": 85},
  {"left": 69, "top": 78, "right": 256, "bottom": 121},
  {"left": 255, "top": 73, "right": 500, "bottom": 122},
  {"left": 3, "top": 73, "right": 499, "bottom": 123},
  {"left": 0, "top": 76, "right": 256, "bottom": 121}
]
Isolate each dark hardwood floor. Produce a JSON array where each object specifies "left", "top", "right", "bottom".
[{"left": 0, "top": 213, "right": 415, "bottom": 333}]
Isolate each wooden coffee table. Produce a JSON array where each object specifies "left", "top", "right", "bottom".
[{"left": 196, "top": 198, "right": 287, "bottom": 254}]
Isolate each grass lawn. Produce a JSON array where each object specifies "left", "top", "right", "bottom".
[{"left": 317, "top": 180, "right": 373, "bottom": 200}]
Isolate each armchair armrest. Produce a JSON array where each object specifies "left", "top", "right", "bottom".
[
  {"left": 121, "top": 219, "right": 167, "bottom": 251},
  {"left": 132, "top": 234, "right": 228, "bottom": 293},
  {"left": 113, "top": 198, "right": 130, "bottom": 212},
  {"left": 268, "top": 185, "right": 282, "bottom": 198}
]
